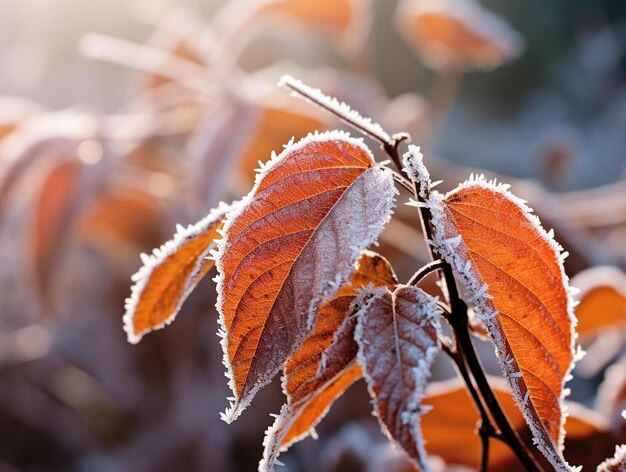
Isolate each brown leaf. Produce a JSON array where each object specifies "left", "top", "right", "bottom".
[
  {"left": 123, "top": 202, "right": 233, "bottom": 343},
  {"left": 598, "top": 446, "right": 626, "bottom": 472},
  {"left": 422, "top": 377, "right": 613, "bottom": 471},
  {"left": 355, "top": 285, "right": 442, "bottom": 470},
  {"left": 427, "top": 175, "right": 578, "bottom": 471},
  {"left": 285, "top": 250, "right": 398, "bottom": 406},
  {"left": 215, "top": 131, "right": 396, "bottom": 422},
  {"left": 260, "top": 251, "right": 398, "bottom": 470},
  {"left": 395, "top": 0, "right": 523, "bottom": 71},
  {"left": 28, "top": 157, "right": 88, "bottom": 304},
  {"left": 571, "top": 266, "right": 626, "bottom": 338}
]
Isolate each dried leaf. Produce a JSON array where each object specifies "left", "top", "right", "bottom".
[
  {"left": 355, "top": 285, "right": 442, "bottom": 470},
  {"left": 571, "top": 266, "right": 626, "bottom": 338},
  {"left": 260, "top": 251, "right": 398, "bottom": 470},
  {"left": 422, "top": 377, "right": 612, "bottom": 471},
  {"left": 124, "top": 202, "right": 233, "bottom": 344},
  {"left": 216, "top": 130, "right": 396, "bottom": 422},
  {"left": 396, "top": 0, "right": 523, "bottom": 71},
  {"left": 427, "top": 174, "right": 578, "bottom": 471}
]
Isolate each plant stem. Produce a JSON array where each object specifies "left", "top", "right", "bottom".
[
  {"left": 451, "top": 317, "right": 543, "bottom": 471},
  {"left": 381, "top": 136, "right": 543, "bottom": 472},
  {"left": 479, "top": 422, "right": 491, "bottom": 472},
  {"left": 407, "top": 259, "right": 446, "bottom": 286},
  {"left": 282, "top": 78, "right": 541, "bottom": 471}
]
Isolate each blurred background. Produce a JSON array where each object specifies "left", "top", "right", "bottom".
[{"left": 0, "top": 0, "right": 625, "bottom": 471}]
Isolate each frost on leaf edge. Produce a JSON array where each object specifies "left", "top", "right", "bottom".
[
  {"left": 597, "top": 445, "right": 626, "bottom": 472},
  {"left": 214, "top": 129, "right": 397, "bottom": 423},
  {"left": 123, "top": 201, "right": 234, "bottom": 344},
  {"left": 259, "top": 363, "right": 361, "bottom": 472},
  {"left": 354, "top": 284, "right": 442, "bottom": 472},
  {"left": 278, "top": 75, "right": 391, "bottom": 143},
  {"left": 426, "top": 173, "right": 580, "bottom": 472}
]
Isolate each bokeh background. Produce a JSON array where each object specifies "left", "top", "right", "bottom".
[{"left": 0, "top": 0, "right": 625, "bottom": 471}]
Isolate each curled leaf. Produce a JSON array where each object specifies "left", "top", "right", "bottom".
[
  {"left": 427, "top": 174, "right": 578, "bottom": 471},
  {"left": 355, "top": 285, "right": 442, "bottom": 471},
  {"left": 123, "top": 202, "right": 233, "bottom": 344},
  {"left": 261, "top": 251, "right": 398, "bottom": 470},
  {"left": 216, "top": 130, "right": 396, "bottom": 422},
  {"left": 396, "top": 0, "right": 524, "bottom": 71}
]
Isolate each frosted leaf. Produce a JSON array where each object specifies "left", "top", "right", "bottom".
[
  {"left": 123, "top": 201, "right": 234, "bottom": 344},
  {"left": 260, "top": 364, "right": 362, "bottom": 472},
  {"left": 355, "top": 284, "right": 442, "bottom": 471},
  {"left": 426, "top": 174, "right": 578, "bottom": 471},
  {"left": 215, "top": 130, "right": 397, "bottom": 423}
]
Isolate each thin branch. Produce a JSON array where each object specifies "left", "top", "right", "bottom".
[
  {"left": 451, "top": 316, "right": 543, "bottom": 472},
  {"left": 479, "top": 421, "right": 492, "bottom": 472},
  {"left": 391, "top": 172, "right": 415, "bottom": 193},
  {"left": 407, "top": 259, "right": 446, "bottom": 286},
  {"left": 79, "top": 33, "right": 214, "bottom": 97},
  {"left": 279, "top": 75, "right": 393, "bottom": 147},
  {"left": 379, "top": 116, "right": 542, "bottom": 471}
]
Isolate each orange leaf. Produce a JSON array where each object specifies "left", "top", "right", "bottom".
[
  {"left": 215, "top": 131, "right": 396, "bottom": 422},
  {"left": 123, "top": 202, "right": 233, "bottom": 344},
  {"left": 355, "top": 285, "right": 442, "bottom": 470},
  {"left": 571, "top": 266, "right": 626, "bottom": 338},
  {"left": 427, "top": 174, "right": 578, "bottom": 471},
  {"left": 395, "top": 0, "right": 523, "bottom": 71},
  {"left": 285, "top": 250, "right": 398, "bottom": 406},
  {"left": 260, "top": 251, "right": 397, "bottom": 470},
  {"left": 190, "top": 98, "right": 329, "bottom": 210},
  {"left": 0, "top": 137, "right": 78, "bottom": 222},
  {"left": 28, "top": 157, "right": 87, "bottom": 304},
  {"left": 77, "top": 186, "right": 166, "bottom": 250},
  {"left": 261, "top": 364, "right": 362, "bottom": 472},
  {"left": 220, "top": 0, "right": 370, "bottom": 54},
  {"left": 422, "top": 377, "right": 612, "bottom": 471}
]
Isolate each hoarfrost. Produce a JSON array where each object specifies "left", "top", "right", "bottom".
[
  {"left": 355, "top": 285, "right": 442, "bottom": 471},
  {"left": 215, "top": 130, "right": 397, "bottom": 423}
]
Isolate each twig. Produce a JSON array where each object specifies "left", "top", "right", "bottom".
[{"left": 407, "top": 259, "right": 446, "bottom": 286}]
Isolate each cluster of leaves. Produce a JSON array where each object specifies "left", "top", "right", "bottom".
[
  {"left": 123, "top": 73, "right": 626, "bottom": 472},
  {"left": 2, "top": 0, "right": 626, "bottom": 471}
]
